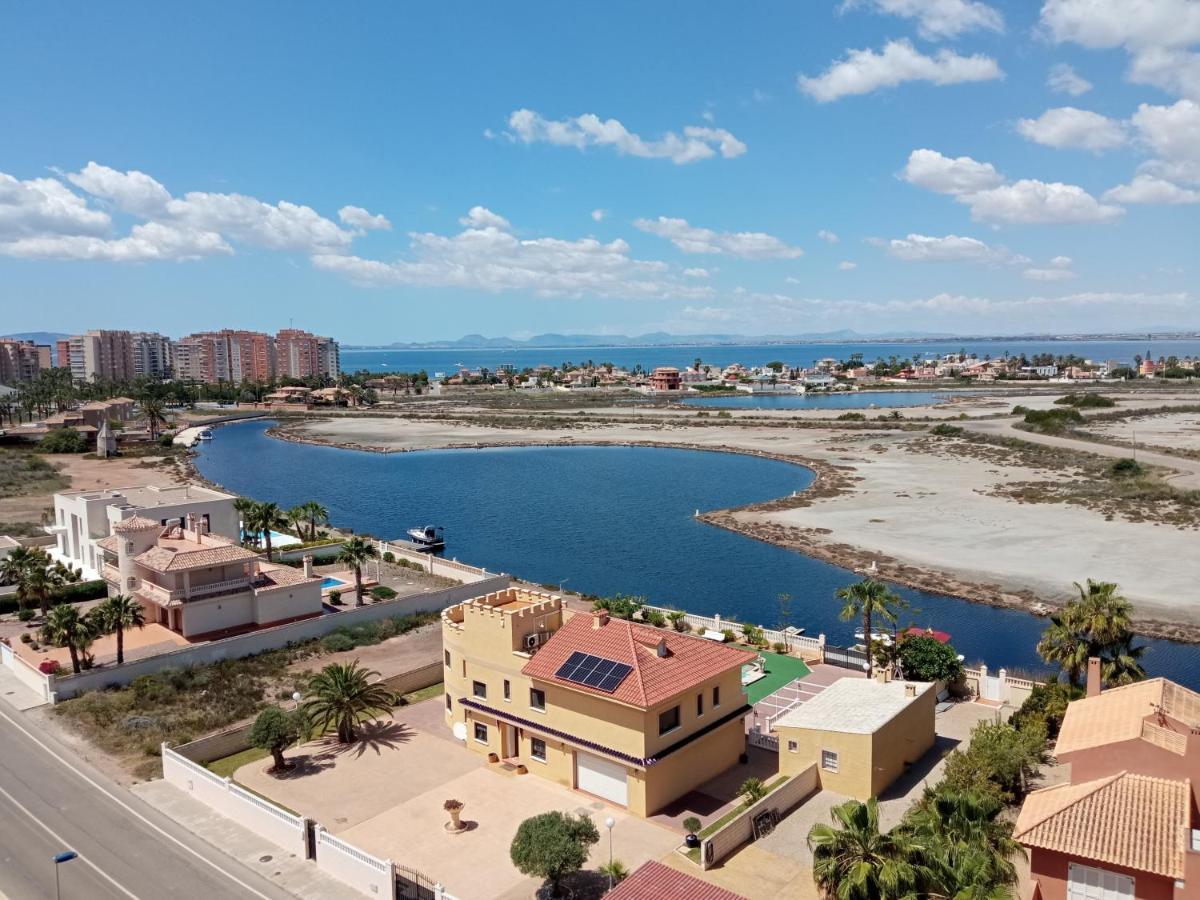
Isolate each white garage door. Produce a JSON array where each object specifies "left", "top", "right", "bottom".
[{"left": 575, "top": 752, "right": 628, "bottom": 806}]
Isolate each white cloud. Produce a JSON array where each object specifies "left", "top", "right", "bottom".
[
  {"left": 338, "top": 205, "right": 392, "bottom": 231},
  {"left": 1047, "top": 63, "right": 1092, "bottom": 96},
  {"left": 683, "top": 267, "right": 710, "bottom": 278},
  {"left": 504, "top": 109, "right": 747, "bottom": 164},
  {"left": 902, "top": 149, "right": 1123, "bottom": 224},
  {"left": 1103, "top": 173, "right": 1200, "bottom": 204},
  {"left": 817, "top": 229, "right": 840, "bottom": 243},
  {"left": 66, "top": 162, "right": 171, "bottom": 217},
  {"left": 1016, "top": 107, "right": 1128, "bottom": 151},
  {"left": 633, "top": 216, "right": 804, "bottom": 259},
  {"left": 1024, "top": 255, "right": 1077, "bottom": 280},
  {"left": 841, "top": 0, "right": 1004, "bottom": 40},
  {"left": 311, "top": 207, "right": 712, "bottom": 300},
  {"left": 1130, "top": 99, "right": 1200, "bottom": 184},
  {"left": 0, "top": 172, "right": 110, "bottom": 239},
  {"left": 591, "top": 209, "right": 607, "bottom": 222},
  {"left": 0, "top": 222, "right": 231, "bottom": 262},
  {"left": 901, "top": 148, "right": 1005, "bottom": 195},
  {"left": 885, "top": 233, "right": 1013, "bottom": 263},
  {"left": 838, "top": 261, "right": 859, "bottom": 271},
  {"left": 164, "top": 193, "right": 353, "bottom": 252},
  {"left": 798, "top": 40, "right": 1002, "bottom": 103}
]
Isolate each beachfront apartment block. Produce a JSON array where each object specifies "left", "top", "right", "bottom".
[
  {"left": 49, "top": 483, "right": 240, "bottom": 579},
  {"left": 0, "top": 338, "right": 48, "bottom": 383},
  {"left": 96, "top": 514, "right": 322, "bottom": 640},
  {"left": 442, "top": 589, "right": 756, "bottom": 816}
]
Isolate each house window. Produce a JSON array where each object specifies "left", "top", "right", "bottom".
[
  {"left": 473, "top": 722, "right": 488, "bottom": 744},
  {"left": 713, "top": 686, "right": 721, "bottom": 708},
  {"left": 821, "top": 749, "right": 839, "bottom": 773},
  {"left": 529, "top": 688, "right": 546, "bottom": 711},
  {"left": 787, "top": 740, "right": 798, "bottom": 753},
  {"left": 444, "top": 650, "right": 450, "bottom": 667},
  {"left": 1067, "top": 863, "right": 1134, "bottom": 900},
  {"left": 472, "top": 680, "right": 487, "bottom": 699},
  {"left": 445, "top": 693, "right": 452, "bottom": 712},
  {"left": 530, "top": 738, "right": 547, "bottom": 762},
  {"left": 125, "top": 541, "right": 134, "bottom": 554},
  {"left": 659, "top": 705, "right": 681, "bottom": 735},
  {"left": 503, "top": 679, "right": 511, "bottom": 701},
  {"left": 696, "top": 693, "right": 704, "bottom": 717}
]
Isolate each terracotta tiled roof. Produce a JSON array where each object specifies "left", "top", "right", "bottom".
[
  {"left": 1014, "top": 771, "right": 1190, "bottom": 879},
  {"left": 252, "top": 564, "right": 316, "bottom": 592},
  {"left": 605, "top": 861, "right": 746, "bottom": 900},
  {"left": 112, "top": 516, "right": 161, "bottom": 533},
  {"left": 135, "top": 535, "right": 260, "bottom": 572},
  {"left": 95, "top": 535, "right": 119, "bottom": 554},
  {"left": 1055, "top": 678, "right": 1200, "bottom": 756},
  {"left": 522, "top": 612, "right": 755, "bottom": 710}
]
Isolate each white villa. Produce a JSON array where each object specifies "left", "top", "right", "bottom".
[{"left": 48, "top": 484, "right": 239, "bottom": 579}]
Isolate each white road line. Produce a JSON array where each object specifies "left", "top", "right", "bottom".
[
  {"left": 0, "top": 707, "right": 274, "bottom": 900},
  {"left": 0, "top": 781, "right": 139, "bottom": 899}
]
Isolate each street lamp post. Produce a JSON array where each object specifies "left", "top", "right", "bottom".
[
  {"left": 604, "top": 817, "right": 615, "bottom": 889},
  {"left": 53, "top": 850, "right": 78, "bottom": 900}
]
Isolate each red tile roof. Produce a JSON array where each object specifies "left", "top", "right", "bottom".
[
  {"left": 522, "top": 612, "right": 755, "bottom": 710},
  {"left": 904, "top": 627, "right": 951, "bottom": 644},
  {"left": 605, "top": 861, "right": 746, "bottom": 900}
]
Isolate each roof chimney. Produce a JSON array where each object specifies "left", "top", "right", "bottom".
[
  {"left": 1087, "top": 657, "right": 1102, "bottom": 698},
  {"left": 656, "top": 637, "right": 670, "bottom": 658},
  {"left": 593, "top": 610, "right": 609, "bottom": 629}
]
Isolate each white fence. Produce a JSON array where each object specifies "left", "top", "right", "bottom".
[
  {"left": 315, "top": 827, "right": 396, "bottom": 900},
  {"left": 161, "top": 743, "right": 308, "bottom": 860},
  {"left": 642, "top": 605, "right": 825, "bottom": 655},
  {"left": 961, "top": 664, "right": 1035, "bottom": 708},
  {"left": 748, "top": 729, "right": 779, "bottom": 752},
  {"left": 0, "top": 642, "right": 54, "bottom": 703},
  {"left": 377, "top": 540, "right": 499, "bottom": 584},
  {"left": 47, "top": 574, "right": 510, "bottom": 700}
]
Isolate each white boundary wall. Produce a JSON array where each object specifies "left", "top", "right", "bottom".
[
  {"left": 642, "top": 604, "right": 825, "bottom": 655},
  {"left": 377, "top": 540, "right": 499, "bottom": 584},
  {"left": 51, "top": 574, "right": 509, "bottom": 700},
  {"left": 700, "top": 766, "right": 819, "bottom": 870},
  {"left": 162, "top": 744, "right": 308, "bottom": 860},
  {"left": 0, "top": 643, "right": 54, "bottom": 703},
  {"left": 314, "top": 827, "right": 396, "bottom": 900}
]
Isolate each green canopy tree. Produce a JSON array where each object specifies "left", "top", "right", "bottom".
[
  {"left": 509, "top": 811, "right": 599, "bottom": 898},
  {"left": 249, "top": 706, "right": 307, "bottom": 772}
]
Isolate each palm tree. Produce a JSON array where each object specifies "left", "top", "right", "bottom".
[
  {"left": 1100, "top": 633, "right": 1146, "bottom": 686},
  {"left": 808, "top": 798, "right": 925, "bottom": 899},
  {"left": 286, "top": 505, "right": 309, "bottom": 541},
  {"left": 836, "top": 579, "right": 902, "bottom": 679},
  {"left": 243, "top": 501, "right": 288, "bottom": 561},
  {"left": 1035, "top": 612, "right": 1091, "bottom": 688},
  {"left": 337, "top": 536, "right": 377, "bottom": 607},
  {"left": 302, "top": 500, "right": 329, "bottom": 541},
  {"left": 94, "top": 594, "right": 146, "bottom": 665},
  {"left": 20, "top": 549, "right": 80, "bottom": 616},
  {"left": 302, "top": 662, "right": 395, "bottom": 743},
  {"left": 902, "top": 790, "right": 1021, "bottom": 893},
  {"left": 140, "top": 396, "right": 168, "bottom": 439},
  {"left": 40, "top": 604, "right": 96, "bottom": 674},
  {"left": 1072, "top": 580, "right": 1133, "bottom": 648},
  {"left": 1037, "top": 580, "right": 1145, "bottom": 688},
  {"left": 0, "top": 545, "right": 37, "bottom": 609}
]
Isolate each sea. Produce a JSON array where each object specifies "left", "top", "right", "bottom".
[
  {"left": 195, "top": 419, "right": 1200, "bottom": 689},
  {"left": 340, "top": 339, "right": 1200, "bottom": 376}
]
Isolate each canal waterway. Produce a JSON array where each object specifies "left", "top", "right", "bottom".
[
  {"left": 682, "top": 391, "right": 963, "bottom": 410},
  {"left": 195, "top": 419, "right": 1200, "bottom": 688}
]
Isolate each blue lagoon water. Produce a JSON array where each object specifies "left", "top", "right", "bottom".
[
  {"left": 683, "top": 391, "right": 964, "bottom": 410},
  {"left": 196, "top": 420, "right": 1200, "bottom": 688}
]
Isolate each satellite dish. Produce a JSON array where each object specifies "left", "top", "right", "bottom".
[{"left": 452, "top": 722, "right": 467, "bottom": 741}]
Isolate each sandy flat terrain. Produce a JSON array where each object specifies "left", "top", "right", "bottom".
[
  {"left": 1085, "top": 410, "right": 1200, "bottom": 454},
  {"left": 284, "top": 414, "right": 1198, "bottom": 627}
]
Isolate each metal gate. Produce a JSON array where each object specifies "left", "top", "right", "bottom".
[
  {"left": 823, "top": 644, "right": 869, "bottom": 670},
  {"left": 981, "top": 674, "right": 1003, "bottom": 702},
  {"left": 396, "top": 866, "right": 437, "bottom": 900}
]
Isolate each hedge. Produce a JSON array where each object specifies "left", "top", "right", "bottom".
[{"left": 0, "top": 578, "right": 107, "bottom": 614}]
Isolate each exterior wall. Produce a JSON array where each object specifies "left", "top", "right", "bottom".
[
  {"left": 642, "top": 667, "right": 746, "bottom": 758},
  {"left": 870, "top": 688, "right": 936, "bottom": 797},
  {"left": 637, "top": 717, "right": 747, "bottom": 815},
  {"left": 1028, "top": 847, "right": 1176, "bottom": 900},
  {"left": 179, "top": 592, "right": 256, "bottom": 637},
  {"left": 700, "top": 764, "right": 819, "bottom": 870},
  {"left": 1062, "top": 739, "right": 1200, "bottom": 806},
  {"left": 779, "top": 727, "right": 875, "bottom": 799},
  {"left": 252, "top": 583, "right": 323, "bottom": 626}
]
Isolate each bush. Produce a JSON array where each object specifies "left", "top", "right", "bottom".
[
  {"left": 381, "top": 551, "right": 395, "bottom": 563},
  {"left": 17, "top": 609, "right": 35, "bottom": 622},
  {"left": 837, "top": 412, "right": 866, "bottom": 421},
  {"left": 1021, "top": 407, "right": 1083, "bottom": 434},
  {"left": 158, "top": 434, "right": 175, "bottom": 447},
  {"left": 941, "top": 720, "right": 1045, "bottom": 804},
  {"left": 510, "top": 811, "right": 599, "bottom": 895},
  {"left": 1011, "top": 680, "right": 1079, "bottom": 739},
  {"left": 772, "top": 642, "right": 787, "bottom": 654},
  {"left": 592, "top": 594, "right": 646, "bottom": 621},
  {"left": 897, "top": 635, "right": 964, "bottom": 683},
  {"left": 929, "top": 424, "right": 964, "bottom": 437},
  {"left": 1110, "top": 457, "right": 1145, "bottom": 479},
  {"left": 39, "top": 428, "right": 89, "bottom": 453},
  {"left": 370, "top": 586, "right": 398, "bottom": 601},
  {"left": 682, "top": 816, "right": 702, "bottom": 835},
  {"left": 55, "top": 580, "right": 107, "bottom": 604},
  {"left": 1055, "top": 393, "right": 1115, "bottom": 409},
  {"left": 20, "top": 632, "right": 32, "bottom": 643},
  {"left": 328, "top": 590, "right": 342, "bottom": 605},
  {"left": 320, "top": 633, "right": 355, "bottom": 653},
  {"left": 739, "top": 777, "right": 767, "bottom": 804},
  {"left": 667, "top": 610, "right": 688, "bottom": 632},
  {"left": 643, "top": 610, "right": 667, "bottom": 628},
  {"left": 721, "top": 628, "right": 736, "bottom": 642}
]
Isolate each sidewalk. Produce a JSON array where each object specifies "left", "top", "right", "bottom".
[
  {"left": 0, "top": 662, "right": 48, "bottom": 711},
  {"left": 132, "top": 779, "right": 361, "bottom": 900}
]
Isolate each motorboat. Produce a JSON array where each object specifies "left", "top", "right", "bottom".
[
  {"left": 854, "top": 631, "right": 894, "bottom": 647},
  {"left": 196, "top": 429, "right": 214, "bottom": 441},
  {"left": 406, "top": 525, "right": 445, "bottom": 550}
]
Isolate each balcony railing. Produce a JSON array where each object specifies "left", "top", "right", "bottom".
[{"left": 137, "top": 577, "right": 253, "bottom": 605}]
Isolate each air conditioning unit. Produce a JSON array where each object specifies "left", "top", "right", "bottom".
[{"left": 523, "top": 633, "right": 541, "bottom": 650}]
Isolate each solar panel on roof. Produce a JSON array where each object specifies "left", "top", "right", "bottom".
[{"left": 553, "top": 653, "right": 632, "bottom": 693}]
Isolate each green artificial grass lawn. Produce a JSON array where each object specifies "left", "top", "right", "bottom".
[
  {"left": 205, "top": 746, "right": 270, "bottom": 779},
  {"left": 738, "top": 648, "right": 811, "bottom": 705}
]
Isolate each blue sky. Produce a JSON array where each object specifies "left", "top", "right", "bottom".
[{"left": 1, "top": 1, "right": 1198, "bottom": 343}]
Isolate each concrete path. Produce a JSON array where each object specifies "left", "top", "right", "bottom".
[
  {"left": 0, "top": 663, "right": 47, "bottom": 711},
  {"left": 962, "top": 417, "right": 1200, "bottom": 489}
]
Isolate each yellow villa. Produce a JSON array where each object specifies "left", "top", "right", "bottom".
[{"left": 441, "top": 588, "right": 756, "bottom": 816}]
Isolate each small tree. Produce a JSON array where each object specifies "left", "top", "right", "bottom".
[
  {"left": 509, "top": 811, "right": 599, "bottom": 897},
  {"left": 739, "top": 777, "right": 767, "bottom": 805},
  {"left": 249, "top": 706, "right": 306, "bottom": 772},
  {"left": 897, "top": 635, "right": 964, "bottom": 683}
]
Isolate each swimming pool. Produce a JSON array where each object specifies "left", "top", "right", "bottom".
[
  {"left": 241, "top": 528, "right": 303, "bottom": 549},
  {"left": 321, "top": 577, "right": 348, "bottom": 591}
]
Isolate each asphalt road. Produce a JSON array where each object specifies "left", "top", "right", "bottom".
[{"left": 0, "top": 703, "right": 296, "bottom": 900}]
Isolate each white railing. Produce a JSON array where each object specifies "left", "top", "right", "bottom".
[
  {"left": 314, "top": 826, "right": 397, "bottom": 899},
  {"left": 316, "top": 828, "right": 391, "bottom": 873},
  {"left": 642, "top": 604, "right": 825, "bottom": 653},
  {"left": 138, "top": 580, "right": 175, "bottom": 604},
  {"left": 188, "top": 577, "right": 252, "bottom": 599},
  {"left": 748, "top": 729, "right": 779, "bottom": 751}
]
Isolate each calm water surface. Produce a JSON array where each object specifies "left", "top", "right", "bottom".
[
  {"left": 683, "top": 391, "right": 964, "bottom": 410},
  {"left": 196, "top": 420, "right": 1200, "bottom": 688}
]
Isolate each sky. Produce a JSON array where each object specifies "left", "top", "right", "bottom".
[{"left": 1, "top": 1, "right": 1198, "bottom": 343}]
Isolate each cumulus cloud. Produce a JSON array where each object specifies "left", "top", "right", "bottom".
[
  {"left": 901, "top": 149, "right": 1123, "bottom": 224},
  {"left": 1016, "top": 107, "right": 1129, "bottom": 151},
  {"left": 1130, "top": 99, "right": 1200, "bottom": 184},
  {"left": 66, "top": 162, "right": 171, "bottom": 217},
  {"left": 0, "top": 172, "right": 110, "bottom": 239},
  {"left": 1024, "top": 255, "right": 1077, "bottom": 280},
  {"left": 0, "top": 222, "right": 232, "bottom": 262},
  {"left": 840, "top": 0, "right": 1004, "bottom": 40},
  {"left": 338, "top": 205, "right": 392, "bottom": 230},
  {"left": 884, "top": 233, "right": 1015, "bottom": 263},
  {"left": 1047, "top": 63, "right": 1093, "bottom": 96},
  {"left": 591, "top": 209, "right": 607, "bottom": 222},
  {"left": 503, "top": 109, "right": 747, "bottom": 164},
  {"left": 683, "top": 267, "right": 710, "bottom": 278},
  {"left": 1103, "top": 173, "right": 1200, "bottom": 204},
  {"left": 633, "top": 216, "right": 804, "bottom": 259},
  {"left": 311, "top": 207, "right": 712, "bottom": 300},
  {"left": 798, "top": 40, "right": 1002, "bottom": 102},
  {"left": 817, "top": 229, "right": 840, "bottom": 243},
  {"left": 838, "top": 261, "right": 859, "bottom": 271}
]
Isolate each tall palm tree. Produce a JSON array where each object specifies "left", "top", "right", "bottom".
[
  {"left": 902, "top": 790, "right": 1021, "bottom": 893},
  {"left": 1100, "top": 633, "right": 1147, "bottom": 686},
  {"left": 41, "top": 604, "right": 96, "bottom": 675},
  {"left": 1072, "top": 580, "right": 1133, "bottom": 647},
  {"left": 808, "top": 798, "right": 925, "bottom": 900},
  {"left": 836, "top": 579, "right": 902, "bottom": 679},
  {"left": 21, "top": 549, "right": 80, "bottom": 616},
  {"left": 337, "top": 536, "right": 377, "bottom": 607},
  {"left": 286, "top": 505, "right": 309, "bottom": 541},
  {"left": 1035, "top": 612, "right": 1091, "bottom": 688},
  {"left": 1037, "top": 580, "right": 1145, "bottom": 688},
  {"left": 0, "top": 545, "right": 37, "bottom": 609},
  {"left": 302, "top": 662, "right": 395, "bottom": 743},
  {"left": 140, "top": 396, "right": 168, "bottom": 439},
  {"left": 302, "top": 500, "right": 329, "bottom": 541},
  {"left": 94, "top": 594, "right": 146, "bottom": 666},
  {"left": 243, "top": 501, "right": 288, "bottom": 561}
]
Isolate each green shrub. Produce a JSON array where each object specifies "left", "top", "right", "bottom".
[
  {"left": 897, "top": 635, "right": 964, "bottom": 682},
  {"left": 1011, "top": 680, "right": 1079, "bottom": 739},
  {"left": 1054, "top": 393, "right": 1115, "bottom": 409},
  {"left": 39, "top": 428, "right": 89, "bottom": 453},
  {"left": 320, "top": 633, "right": 356, "bottom": 653},
  {"left": 370, "top": 585, "right": 398, "bottom": 601},
  {"left": 929, "top": 424, "right": 964, "bottom": 437},
  {"left": 644, "top": 610, "right": 667, "bottom": 628},
  {"left": 941, "top": 719, "right": 1045, "bottom": 804},
  {"left": 328, "top": 590, "right": 342, "bottom": 605},
  {"left": 1110, "top": 457, "right": 1145, "bottom": 479},
  {"left": 158, "top": 434, "right": 175, "bottom": 447},
  {"left": 772, "top": 642, "right": 787, "bottom": 654},
  {"left": 17, "top": 609, "right": 35, "bottom": 622},
  {"left": 721, "top": 628, "right": 736, "bottom": 642},
  {"left": 381, "top": 551, "right": 395, "bottom": 563},
  {"left": 682, "top": 816, "right": 702, "bottom": 835},
  {"left": 1021, "top": 407, "right": 1083, "bottom": 434},
  {"left": 19, "top": 632, "right": 32, "bottom": 643},
  {"left": 592, "top": 594, "right": 646, "bottom": 621},
  {"left": 1011, "top": 405, "right": 1029, "bottom": 415},
  {"left": 837, "top": 412, "right": 866, "bottom": 421}
]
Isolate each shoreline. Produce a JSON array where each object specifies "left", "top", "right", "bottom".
[{"left": 251, "top": 417, "right": 1200, "bottom": 645}]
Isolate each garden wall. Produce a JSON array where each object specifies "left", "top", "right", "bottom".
[
  {"left": 700, "top": 765, "right": 819, "bottom": 870},
  {"left": 642, "top": 604, "right": 826, "bottom": 658},
  {"left": 0, "top": 642, "right": 54, "bottom": 703},
  {"left": 377, "top": 540, "right": 500, "bottom": 584}
]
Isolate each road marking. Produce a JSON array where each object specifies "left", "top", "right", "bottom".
[
  {"left": 0, "top": 707, "right": 275, "bottom": 900},
  {"left": 0, "top": 780, "right": 139, "bottom": 899}
]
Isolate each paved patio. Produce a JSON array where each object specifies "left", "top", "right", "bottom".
[{"left": 13, "top": 621, "right": 190, "bottom": 670}]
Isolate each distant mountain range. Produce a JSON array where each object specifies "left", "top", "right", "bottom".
[{"left": 2, "top": 332, "right": 71, "bottom": 345}]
